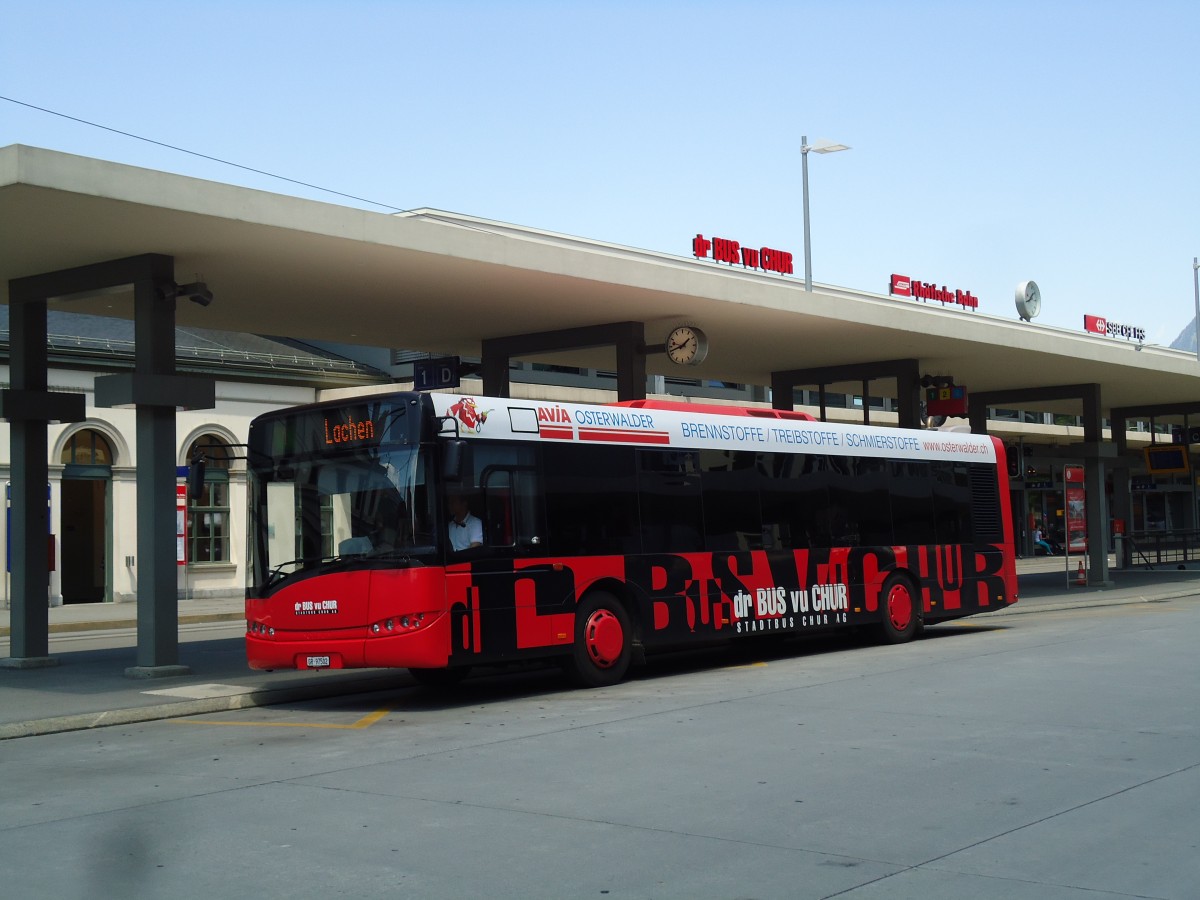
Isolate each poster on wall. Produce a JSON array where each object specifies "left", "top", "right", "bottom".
[
  {"left": 1063, "top": 465, "right": 1086, "bottom": 558},
  {"left": 176, "top": 484, "right": 188, "bottom": 566}
]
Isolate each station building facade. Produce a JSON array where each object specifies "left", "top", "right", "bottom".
[
  {"left": 3, "top": 304, "right": 1191, "bottom": 609},
  {"left": 0, "top": 310, "right": 389, "bottom": 607},
  {"left": 1, "top": 248, "right": 1192, "bottom": 610}
]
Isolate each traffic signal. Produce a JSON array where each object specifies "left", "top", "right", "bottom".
[{"left": 1006, "top": 446, "right": 1020, "bottom": 478}]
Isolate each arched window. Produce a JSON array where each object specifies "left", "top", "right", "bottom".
[
  {"left": 186, "top": 434, "right": 232, "bottom": 564},
  {"left": 60, "top": 429, "right": 114, "bottom": 466}
]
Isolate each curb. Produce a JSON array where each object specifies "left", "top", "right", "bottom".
[
  {"left": 975, "top": 587, "right": 1199, "bottom": 618},
  {"left": 0, "top": 671, "right": 404, "bottom": 741},
  {"left": 0, "top": 612, "right": 244, "bottom": 638},
  {"left": 4, "top": 589, "right": 1198, "bottom": 741}
]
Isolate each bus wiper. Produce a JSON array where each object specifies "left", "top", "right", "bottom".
[
  {"left": 360, "top": 547, "right": 430, "bottom": 566},
  {"left": 266, "top": 549, "right": 430, "bottom": 588},
  {"left": 265, "top": 554, "right": 355, "bottom": 588}
]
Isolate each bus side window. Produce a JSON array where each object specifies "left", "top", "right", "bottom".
[
  {"left": 700, "top": 449, "right": 763, "bottom": 551},
  {"left": 759, "top": 451, "right": 831, "bottom": 550},
  {"left": 481, "top": 465, "right": 543, "bottom": 550},
  {"left": 932, "top": 461, "right": 973, "bottom": 543},
  {"left": 637, "top": 449, "right": 703, "bottom": 554},
  {"left": 890, "top": 460, "right": 935, "bottom": 545},
  {"left": 542, "top": 444, "right": 638, "bottom": 556},
  {"left": 483, "top": 471, "right": 514, "bottom": 546}
]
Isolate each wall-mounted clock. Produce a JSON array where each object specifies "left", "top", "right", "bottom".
[
  {"left": 1016, "top": 280, "right": 1041, "bottom": 321},
  {"left": 665, "top": 325, "right": 709, "bottom": 366}
]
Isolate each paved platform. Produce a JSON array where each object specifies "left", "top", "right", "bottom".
[{"left": 2, "top": 558, "right": 1198, "bottom": 741}]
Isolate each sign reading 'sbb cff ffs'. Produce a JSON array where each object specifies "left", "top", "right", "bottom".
[{"left": 1084, "top": 315, "right": 1145, "bottom": 342}]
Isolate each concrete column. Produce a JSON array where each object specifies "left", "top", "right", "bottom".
[
  {"left": 1111, "top": 465, "right": 1133, "bottom": 568},
  {"left": 1080, "top": 385, "right": 1111, "bottom": 585},
  {"left": 895, "top": 362, "right": 921, "bottom": 430},
  {"left": 771, "top": 359, "right": 920, "bottom": 427},
  {"left": 131, "top": 274, "right": 189, "bottom": 674},
  {"left": 5, "top": 300, "right": 53, "bottom": 666},
  {"left": 1083, "top": 455, "right": 1111, "bottom": 585},
  {"left": 1109, "top": 413, "right": 1132, "bottom": 569},
  {"left": 0, "top": 296, "right": 86, "bottom": 668},
  {"left": 482, "top": 322, "right": 647, "bottom": 402},
  {"left": 481, "top": 350, "right": 511, "bottom": 399},
  {"left": 614, "top": 322, "right": 647, "bottom": 402},
  {"left": 4, "top": 256, "right": 212, "bottom": 673}
]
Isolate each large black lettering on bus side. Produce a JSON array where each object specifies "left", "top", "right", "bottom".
[
  {"left": 961, "top": 544, "right": 1007, "bottom": 609},
  {"left": 449, "top": 560, "right": 577, "bottom": 661},
  {"left": 625, "top": 553, "right": 694, "bottom": 640}
]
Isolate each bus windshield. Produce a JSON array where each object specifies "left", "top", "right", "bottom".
[{"left": 247, "top": 444, "right": 438, "bottom": 594}]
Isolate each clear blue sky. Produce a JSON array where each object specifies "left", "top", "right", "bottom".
[{"left": 3, "top": 1, "right": 1198, "bottom": 344}]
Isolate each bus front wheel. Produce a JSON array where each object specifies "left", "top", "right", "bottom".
[
  {"left": 569, "top": 592, "right": 633, "bottom": 687},
  {"left": 879, "top": 574, "right": 921, "bottom": 644}
]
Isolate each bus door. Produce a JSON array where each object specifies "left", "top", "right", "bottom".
[{"left": 447, "top": 449, "right": 563, "bottom": 661}]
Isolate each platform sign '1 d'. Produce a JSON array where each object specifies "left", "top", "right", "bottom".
[{"left": 414, "top": 356, "right": 460, "bottom": 391}]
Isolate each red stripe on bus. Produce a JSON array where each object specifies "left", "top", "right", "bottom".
[{"left": 579, "top": 429, "right": 672, "bottom": 444}]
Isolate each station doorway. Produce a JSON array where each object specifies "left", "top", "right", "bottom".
[
  {"left": 1025, "top": 488, "right": 1064, "bottom": 554},
  {"left": 60, "top": 476, "right": 109, "bottom": 603},
  {"left": 59, "top": 429, "right": 114, "bottom": 604}
]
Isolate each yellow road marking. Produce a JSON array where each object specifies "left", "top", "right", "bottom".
[{"left": 174, "top": 706, "right": 392, "bottom": 730}]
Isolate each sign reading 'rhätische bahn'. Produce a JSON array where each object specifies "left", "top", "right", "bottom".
[{"left": 890, "top": 273, "right": 979, "bottom": 311}]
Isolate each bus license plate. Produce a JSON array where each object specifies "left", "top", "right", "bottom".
[{"left": 307, "top": 655, "right": 331, "bottom": 668}]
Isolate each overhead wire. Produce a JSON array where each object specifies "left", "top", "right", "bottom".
[
  {"left": 1, "top": 93, "right": 559, "bottom": 239},
  {"left": 0, "top": 93, "right": 412, "bottom": 213}
]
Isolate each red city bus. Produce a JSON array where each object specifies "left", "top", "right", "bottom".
[{"left": 244, "top": 392, "right": 1017, "bottom": 686}]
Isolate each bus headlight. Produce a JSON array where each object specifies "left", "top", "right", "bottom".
[{"left": 369, "top": 613, "right": 433, "bottom": 636}]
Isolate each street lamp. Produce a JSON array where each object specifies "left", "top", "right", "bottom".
[
  {"left": 1193, "top": 256, "right": 1199, "bottom": 362},
  {"left": 801, "top": 135, "right": 851, "bottom": 291}
]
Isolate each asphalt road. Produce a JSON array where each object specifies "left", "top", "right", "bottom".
[{"left": 2, "top": 597, "right": 1197, "bottom": 899}]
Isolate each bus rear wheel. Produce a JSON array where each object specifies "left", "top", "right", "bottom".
[
  {"left": 569, "top": 592, "right": 633, "bottom": 687},
  {"left": 879, "top": 574, "right": 921, "bottom": 644}
]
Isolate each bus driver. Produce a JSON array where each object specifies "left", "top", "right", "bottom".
[{"left": 447, "top": 494, "right": 483, "bottom": 551}]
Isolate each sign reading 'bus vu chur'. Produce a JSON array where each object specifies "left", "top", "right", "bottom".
[
  {"left": 692, "top": 234, "right": 794, "bottom": 275},
  {"left": 889, "top": 274, "right": 979, "bottom": 310}
]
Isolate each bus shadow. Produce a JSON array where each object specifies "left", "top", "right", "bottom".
[
  {"left": 920, "top": 621, "right": 1009, "bottom": 638},
  {"left": 266, "top": 624, "right": 1008, "bottom": 717}
]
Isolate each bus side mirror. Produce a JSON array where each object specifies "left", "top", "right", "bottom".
[
  {"left": 187, "top": 456, "right": 206, "bottom": 501},
  {"left": 442, "top": 440, "right": 470, "bottom": 482}
]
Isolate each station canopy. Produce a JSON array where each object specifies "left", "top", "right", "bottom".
[{"left": 1, "top": 144, "right": 1195, "bottom": 415}]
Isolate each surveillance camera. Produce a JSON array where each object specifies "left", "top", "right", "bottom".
[{"left": 176, "top": 282, "right": 213, "bottom": 306}]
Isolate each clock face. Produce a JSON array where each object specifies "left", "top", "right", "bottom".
[
  {"left": 666, "top": 326, "right": 709, "bottom": 366},
  {"left": 1016, "top": 280, "right": 1041, "bottom": 320}
]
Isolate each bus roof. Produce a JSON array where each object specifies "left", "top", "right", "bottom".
[
  {"left": 432, "top": 393, "right": 997, "bottom": 465},
  {"left": 611, "top": 399, "right": 816, "bottom": 421}
]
